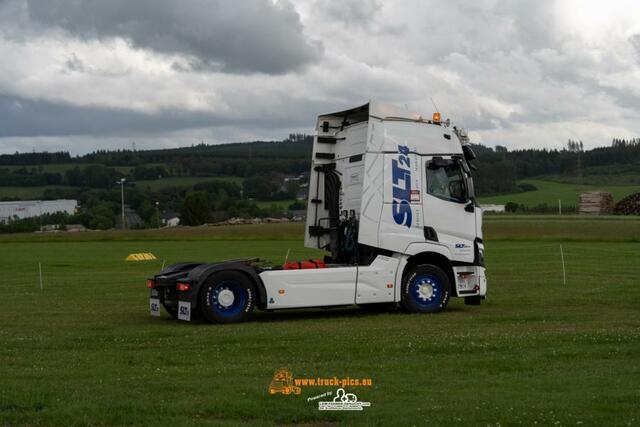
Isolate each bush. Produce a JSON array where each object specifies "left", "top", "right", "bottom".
[
  {"left": 180, "top": 192, "right": 211, "bottom": 226},
  {"left": 517, "top": 183, "right": 537, "bottom": 192},
  {"left": 288, "top": 200, "right": 306, "bottom": 210},
  {"left": 505, "top": 202, "right": 519, "bottom": 212}
]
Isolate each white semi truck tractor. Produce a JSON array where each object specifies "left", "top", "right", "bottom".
[{"left": 147, "top": 101, "right": 487, "bottom": 323}]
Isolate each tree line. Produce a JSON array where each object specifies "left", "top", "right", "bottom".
[{"left": 2, "top": 133, "right": 640, "bottom": 206}]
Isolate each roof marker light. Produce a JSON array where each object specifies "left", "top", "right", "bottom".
[{"left": 432, "top": 112, "right": 441, "bottom": 123}]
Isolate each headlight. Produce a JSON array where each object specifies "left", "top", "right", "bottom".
[{"left": 474, "top": 242, "right": 485, "bottom": 267}]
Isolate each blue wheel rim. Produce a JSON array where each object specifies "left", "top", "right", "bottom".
[
  {"left": 410, "top": 274, "right": 442, "bottom": 308},
  {"left": 210, "top": 280, "right": 247, "bottom": 317}
]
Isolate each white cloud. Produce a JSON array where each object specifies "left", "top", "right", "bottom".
[{"left": 0, "top": 0, "right": 638, "bottom": 154}]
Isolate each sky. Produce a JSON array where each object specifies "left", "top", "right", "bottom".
[{"left": 0, "top": 0, "right": 639, "bottom": 155}]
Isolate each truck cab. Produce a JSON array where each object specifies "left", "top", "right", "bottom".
[{"left": 148, "top": 101, "right": 487, "bottom": 323}]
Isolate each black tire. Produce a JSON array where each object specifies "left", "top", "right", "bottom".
[
  {"left": 401, "top": 264, "right": 451, "bottom": 313},
  {"left": 199, "top": 271, "right": 256, "bottom": 324}
]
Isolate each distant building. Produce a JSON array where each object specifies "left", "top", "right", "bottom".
[
  {"left": 115, "top": 207, "right": 144, "bottom": 229},
  {"left": 162, "top": 211, "right": 180, "bottom": 227},
  {"left": 288, "top": 209, "right": 306, "bottom": 221},
  {"left": 479, "top": 204, "right": 506, "bottom": 213},
  {"left": 296, "top": 183, "right": 309, "bottom": 200},
  {"left": 40, "top": 224, "right": 87, "bottom": 233},
  {"left": 0, "top": 199, "right": 77, "bottom": 224},
  {"left": 280, "top": 174, "right": 309, "bottom": 194}
]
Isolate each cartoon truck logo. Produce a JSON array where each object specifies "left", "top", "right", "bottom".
[{"left": 268, "top": 368, "right": 301, "bottom": 395}]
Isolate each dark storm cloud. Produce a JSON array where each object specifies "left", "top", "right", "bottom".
[
  {"left": 0, "top": 95, "right": 215, "bottom": 137},
  {"left": 0, "top": 0, "right": 638, "bottom": 154},
  {"left": 21, "top": 0, "right": 321, "bottom": 74},
  {"left": 0, "top": 94, "right": 330, "bottom": 138}
]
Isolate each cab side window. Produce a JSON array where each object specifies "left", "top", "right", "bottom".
[{"left": 426, "top": 162, "right": 466, "bottom": 203}]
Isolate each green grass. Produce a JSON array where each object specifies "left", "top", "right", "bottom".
[
  {"left": 478, "top": 179, "right": 639, "bottom": 208},
  {"left": 1, "top": 219, "right": 639, "bottom": 425},
  {"left": 0, "top": 185, "right": 76, "bottom": 199},
  {"left": 542, "top": 163, "right": 640, "bottom": 186},
  {"left": 0, "top": 163, "right": 170, "bottom": 175},
  {"left": 1, "top": 163, "right": 136, "bottom": 175},
  {"left": 134, "top": 176, "right": 244, "bottom": 191},
  {"left": 253, "top": 199, "right": 297, "bottom": 210}
]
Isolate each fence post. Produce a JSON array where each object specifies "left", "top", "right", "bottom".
[
  {"left": 39, "top": 262, "right": 43, "bottom": 290},
  {"left": 559, "top": 244, "right": 566, "bottom": 285}
]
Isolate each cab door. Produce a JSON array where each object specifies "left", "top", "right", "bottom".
[{"left": 422, "top": 156, "right": 476, "bottom": 263}]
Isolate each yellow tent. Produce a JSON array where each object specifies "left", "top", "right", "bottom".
[{"left": 125, "top": 252, "right": 157, "bottom": 261}]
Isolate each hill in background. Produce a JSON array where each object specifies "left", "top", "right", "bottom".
[{"left": 0, "top": 134, "right": 639, "bottom": 231}]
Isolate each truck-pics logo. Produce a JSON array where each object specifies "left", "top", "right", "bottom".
[
  {"left": 268, "top": 368, "right": 302, "bottom": 395},
  {"left": 392, "top": 144, "right": 412, "bottom": 228},
  {"left": 267, "top": 368, "right": 373, "bottom": 397},
  {"left": 318, "top": 388, "right": 371, "bottom": 411}
]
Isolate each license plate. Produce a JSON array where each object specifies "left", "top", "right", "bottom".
[
  {"left": 178, "top": 301, "right": 191, "bottom": 321},
  {"left": 150, "top": 298, "right": 161, "bottom": 317},
  {"left": 457, "top": 274, "right": 476, "bottom": 292}
]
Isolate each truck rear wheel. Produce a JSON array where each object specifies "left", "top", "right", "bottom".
[
  {"left": 402, "top": 264, "right": 451, "bottom": 313},
  {"left": 199, "top": 271, "right": 256, "bottom": 324}
]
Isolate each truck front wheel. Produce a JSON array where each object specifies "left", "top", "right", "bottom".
[
  {"left": 402, "top": 264, "right": 451, "bottom": 313},
  {"left": 199, "top": 271, "right": 256, "bottom": 324}
]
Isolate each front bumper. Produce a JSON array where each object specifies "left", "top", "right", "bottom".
[{"left": 452, "top": 265, "right": 487, "bottom": 297}]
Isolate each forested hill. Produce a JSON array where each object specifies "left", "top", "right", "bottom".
[
  {"left": 470, "top": 141, "right": 640, "bottom": 194},
  {"left": 1, "top": 133, "right": 639, "bottom": 195},
  {"left": 80, "top": 133, "right": 314, "bottom": 165}
]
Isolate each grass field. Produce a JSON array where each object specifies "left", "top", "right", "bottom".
[
  {"left": 478, "top": 179, "right": 639, "bottom": 208},
  {"left": 254, "top": 199, "right": 298, "bottom": 210},
  {"left": 542, "top": 163, "right": 640, "bottom": 186},
  {"left": 0, "top": 185, "right": 77, "bottom": 199},
  {"left": 0, "top": 176, "right": 244, "bottom": 201},
  {"left": 1, "top": 218, "right": 639, "bottom": 425},
  {"left": 134, "top": 176, "right": 244, "bottom": 191}
]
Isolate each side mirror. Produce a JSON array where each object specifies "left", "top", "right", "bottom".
[
  {"left": 466, "top": 174, "right": 475, "bottom": 200},
  {"left": 462, "top": 145, "right": 476, "bottom": 161}
]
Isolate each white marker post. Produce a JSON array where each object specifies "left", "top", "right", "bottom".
[
  {"left": 558, "top": 199, "right": 562, "bottom": 216},
  {"left": 39, "top": 262, "right": 43, "bottom": 290},
  {"left": 560, "top": 245, "right": 566, "bottom": 285}
]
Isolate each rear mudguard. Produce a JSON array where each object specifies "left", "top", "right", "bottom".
[
  {"left": 159, "top": 262, "right": 204, "bottom": 275},
  {"left": 173, "top": 260, "right": 268, "bottom": 310}
]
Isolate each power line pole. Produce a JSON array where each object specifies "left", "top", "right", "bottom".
[{"left": 117, "top": 178, "right": 126, "bottom": 230}]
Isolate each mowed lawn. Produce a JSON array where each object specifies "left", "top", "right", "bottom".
[
  {"left": 1, "top": 219, "right": 639, "bottom": 426},
  {"left": 478, "top": 178, "right": 639, "bottom": 208}
]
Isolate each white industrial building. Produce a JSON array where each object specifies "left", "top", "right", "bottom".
[
  {"left": 479, "top": 204, "right": 506, "bottom": 213},
  {"left": 0, "top": 199, "right": 78, "bottom": 224}
]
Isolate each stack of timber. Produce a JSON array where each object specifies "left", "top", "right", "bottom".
[
  {"left": 614, "top": 193, "right": 640, "bottom": 215},
  {"left": 578, "top": 191, "right": 614, "bottom": 215}
]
